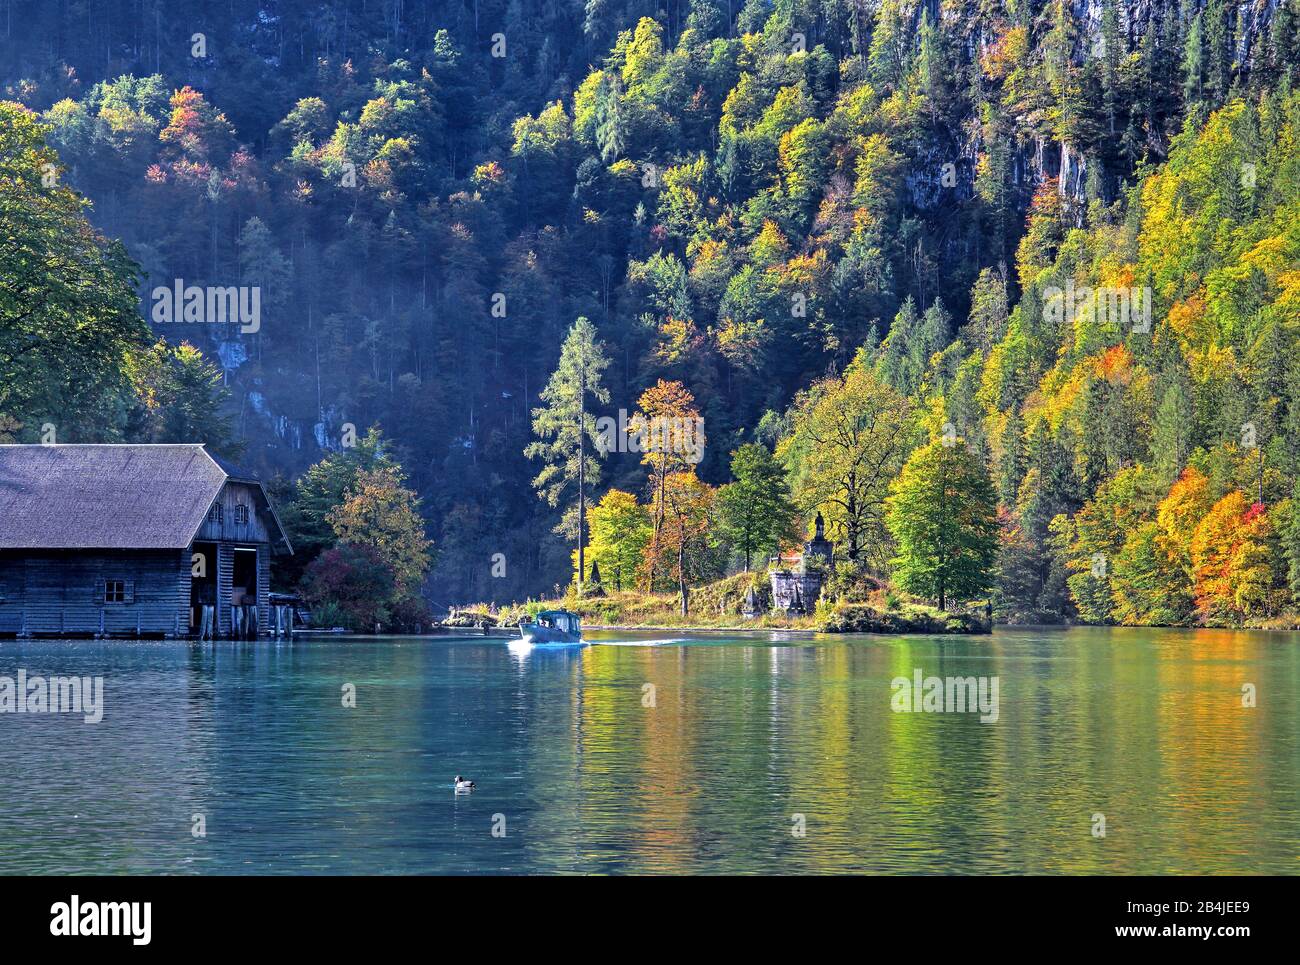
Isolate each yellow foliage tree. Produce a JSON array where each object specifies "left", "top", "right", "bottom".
[
  {"left": 329, "top": 465, "right": 432, "bottom": 594},
  {"left": 1190, "top": 492, "right": 1279, "bottom": 624},
  {"left": 572, "top": 489, "right": 650, "bottom": 591}
]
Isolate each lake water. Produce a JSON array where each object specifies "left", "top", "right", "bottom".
[{"left": 0, "top": 627, "right": 1296, "bottom": 874}]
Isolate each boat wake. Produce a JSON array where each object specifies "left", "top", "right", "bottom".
[
  {"left": 589, "top": 637, "right": 682, "bottom": 646},
  {"left": 506, "top": 637, "right": 689, "bottom": 661}
]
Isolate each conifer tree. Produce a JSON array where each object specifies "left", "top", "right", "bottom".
[{"left": 526, "top": 317, "right": 612, "bottom": 589}]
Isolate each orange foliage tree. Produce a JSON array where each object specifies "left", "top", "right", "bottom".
[
  {"left": 1190, "top": 492, "right": 1281, "bottom": 624},
  {"left": 629, "top": 379, "right": 704, "bottom": 586},
  {"left": 642, "top": 472, "right": 715, "bottom": 615}
]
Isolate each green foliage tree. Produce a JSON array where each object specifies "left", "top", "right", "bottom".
[
  {"left": 886, "top": 437, "right": 999, "bottom": 611},
  {"left": 594, "top": 74, "right": 628, "bottom": 163},
  {"left": 877, "top": 297, "right": 921, "bottom": 394},
  {"left": 1282, "top": 488, "right": 1300, "bottom": 607},
  {"left": 716, "top": 443, "right": 800, "bottom": 571},
  {"left": 1109, "top": 522, "right": 1194, "bottom": 626},
  {"left": 0, "top": 103, "right": 148, "bottom": 439},
  {"left": 1053, "top": 466, "right": 1156, "bottom": 624},
  {"left": 868, "top": 0, "right": 912, "bottom": 93},
  {"left": 282, "top": 427, "right": 403, "bottom": 582},
  {"left": 780, "top": 353, "right": 914, "bottom": 563},
  {"left": 1152, "top": 379, "right": 1196, "bottom": 486},
  {"left": 126, "top": 340, "right": 241, "bottom": 457}
]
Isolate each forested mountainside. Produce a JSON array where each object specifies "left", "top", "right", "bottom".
[{"left": 3, "top": 1, "right": 1300, "bottom": 622}]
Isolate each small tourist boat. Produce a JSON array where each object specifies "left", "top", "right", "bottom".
[{"left": 518, "top": 610, "right": 583, "bottom": 645}]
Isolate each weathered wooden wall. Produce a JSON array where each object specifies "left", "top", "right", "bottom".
[
  {"left": 0, "top": 544, "right": 273, "bottom": 638},
  {"left": 216, "top": 543, "right": 234, "bottom": 638},
  {"left": 0, "top": 478, "right": 284, "bottom": 638},
  {"left": 257, "top": 544, "right": 270, "bottom": 636},
  {"left": 194, "top": 481, "right": 276, "bottom": 545},
  {"left": 0, "top": 550, "right": 189, "bottom": 636}
]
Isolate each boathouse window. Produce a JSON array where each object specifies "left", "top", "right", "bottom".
[
  {"left": 209, "top": 503, "right": 224, "bottom": 524},
  {"left": 103, "top": 580, "right": 134, "bottom": 604},
  {"left": 234, "top": 504, "right": 249, "bottom": 525}
]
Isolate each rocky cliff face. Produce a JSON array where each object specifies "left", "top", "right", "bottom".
[{"left": 913, "top": 0, "right": 1285, "bottom": 213}]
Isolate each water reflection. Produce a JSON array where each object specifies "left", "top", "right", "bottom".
[{"left": 0, "top": 627, "right": 1295, "bottom": 874}]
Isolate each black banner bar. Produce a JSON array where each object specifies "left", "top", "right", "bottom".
[{"left": 0, "top": 875, "right": 1283, "bottom": 952}]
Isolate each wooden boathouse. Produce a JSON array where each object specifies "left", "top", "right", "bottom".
[{"left": 0, "top": 444, "right": 291, "bottom": 638}]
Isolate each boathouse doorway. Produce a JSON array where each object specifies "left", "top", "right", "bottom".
[
  {"left": 191, "top": 541, "right": 218, "bottom": 636},
  {"left": 231, "top": 547, "right": 258, "bottom": 639}
]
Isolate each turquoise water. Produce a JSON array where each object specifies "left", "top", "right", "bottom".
[{"left": 0, "top": 627, "right": 1296, "bottom": 874}]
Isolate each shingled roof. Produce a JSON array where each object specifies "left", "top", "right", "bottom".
[{"left": 0, "top": 444, "right": 285, "bottom": 550}]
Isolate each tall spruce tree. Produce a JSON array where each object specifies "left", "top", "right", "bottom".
[{"left": 526, "top": 316, "right": 611, "bottom": 589}]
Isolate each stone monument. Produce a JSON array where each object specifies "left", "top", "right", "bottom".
[
  {"left": 804, "top": 512, "right": 833, "bottom": 565},
  {"left": 768, "top": 513, "right": 835, "bottom": 616}
]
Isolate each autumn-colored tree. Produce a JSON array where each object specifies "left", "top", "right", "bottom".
[
  {"left": 629, "top": 378, "right": 704, "bottom": 586},
  {"left": 645, "top": 472, "right": 716, "bottom": 615},
  {"left": 301, "top": 543, "right": 396, "bottom": 633},
  {"left": 577, "top": 489, "right": 650, "bottom": 591},
  {"left": 158, "top": 86, "right": 235, "bottom": 164},
  {"left": 1190, "top": 492, "right": 1281, "bottom": 624},
  {"left": 1109, "top": 467, "right": 1212, "bottom": 626},
  {"left": 329, "top": 464, "right": 432, "bottom": 594},
  {"left": 1015, "top": 180, "right": 1065, "bottom": 290}
]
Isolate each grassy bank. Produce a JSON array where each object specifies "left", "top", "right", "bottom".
[{"left": 444, "top": 571, "right": 990, "bottom": 634}]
